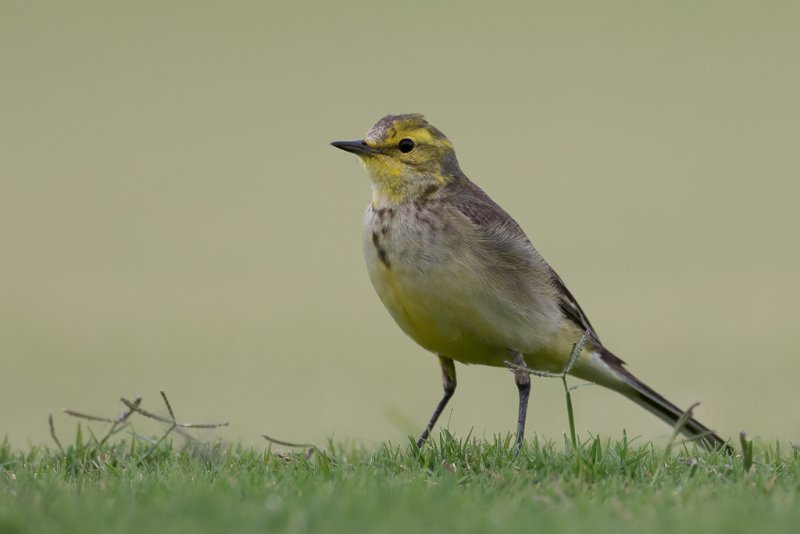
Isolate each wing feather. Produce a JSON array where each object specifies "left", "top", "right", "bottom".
[{"left": 442, "top": 177, "right": 603, "bottom": 344}]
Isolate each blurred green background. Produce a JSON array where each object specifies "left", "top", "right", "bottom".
[{"left": 2, "top": 1, "right": 798, "bottom": 448}]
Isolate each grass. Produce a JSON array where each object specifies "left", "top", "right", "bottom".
[{"left": 1, "top": 427, "right": 798, "bottom": 534}]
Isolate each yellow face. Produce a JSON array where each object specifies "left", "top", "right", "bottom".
[{"left": 332, "top": 114, "right": 463, "bottom": 204}]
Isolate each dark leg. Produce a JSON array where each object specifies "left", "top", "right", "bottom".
[
  {"left": 510, "top": 351, "right": 531, "bottom": 452},
  {"left": 416, "top": 356, "right": 457, "bottom": 448}
]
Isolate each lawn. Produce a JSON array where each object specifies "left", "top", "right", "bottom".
[{"left": 1, "top": 424, "right": 797, "bottom": 534}]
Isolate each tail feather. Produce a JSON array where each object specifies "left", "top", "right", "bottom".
[
  {"left": 588, "top": 347, "right": 732, "bottom": 453},
  {"left": 624, "top": 375, "right": 732, "bottom": 453}
]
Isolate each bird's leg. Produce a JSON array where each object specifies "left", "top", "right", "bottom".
[
  {"left": 510, "top": 351, "right": 531, "bottom": 452},
  {"left": 416, "top": 356, "right": 456, "bottom": 449}
]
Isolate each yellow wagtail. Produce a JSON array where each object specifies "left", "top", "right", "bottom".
[{"left": 332, "top": 114, "right": 728, "bottom": 451}]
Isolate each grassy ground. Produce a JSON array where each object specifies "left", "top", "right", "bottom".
[{"left": 1, "top": 428, "right": 797, "bottom": 534}]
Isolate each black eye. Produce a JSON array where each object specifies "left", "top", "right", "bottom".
[{"left": 398, "top": 138, "right": 415, "bottom": 153}]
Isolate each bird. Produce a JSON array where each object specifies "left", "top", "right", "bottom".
[{"left": 331, "top": 113, "right": 729, "bottom": 452}]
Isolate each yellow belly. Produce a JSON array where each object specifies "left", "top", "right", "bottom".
[
  {"left": 362, "top": 202, "right": 564, "bottom": 368},
  {"left": 366, "top": 255, "right": 554, "bottom": 367}
]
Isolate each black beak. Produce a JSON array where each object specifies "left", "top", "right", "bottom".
[{"left": 330, "top": 140, "right": 378, "bottom": 156}]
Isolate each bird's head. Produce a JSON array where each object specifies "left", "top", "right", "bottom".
[{"left": 332, "top": 114, "right": 464, "bottom": 205}]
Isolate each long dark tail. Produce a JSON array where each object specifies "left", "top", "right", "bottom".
[
  {"left": 581, "top": 347, "right": 732, "bottom": 453},
  {"left": 621, "top": 370, "right": 732, "bottom": 453}
]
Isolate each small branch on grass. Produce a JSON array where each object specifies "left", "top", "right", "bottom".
[
  {"left": 102, "top": 397, "right": 142, "bottom": 445},
  {"left": 48, "top": 413, "right": 64, "bottom": 452},
  {"left": 64, "top": 397, "right": 142, "bottom": 445},
  {"left": 673, "top": 429, "right": 727, "bottom": 449},
  {"left": 663, "top": 405, "right": 734, "bottom": 456},
  {"left": 63, "top": 410, "right": 116, "bottom": 423},
  {"left": 650, "top": 402, "right": 708, "bottom": 486},
  {"left": 59, "top": 391, "right": 228, "bottom": 459},
  {"left": 262, "top": 434, "right": 321, "bottom": 460},
  {"left": 119, "top": 391, "right": 228, "bottom": 459},
  {"left": 65, "top": 397, "right": 144, "bottom": 446},
  {"left": 665, "top": 402, "right": 701, "bottom": 453},
  {"left": 119, "top": 392, "right": 228, "bottom": 429}
]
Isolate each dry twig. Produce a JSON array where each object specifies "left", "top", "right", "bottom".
[
  {"left": 48, "top": 413, "right": 63, "bottom": 452},
  {"left": 60, "top": 391, "right": 228, "bottom": 458},
  {"left": 262, "top": 434, "right": 321, "bottom": 460}
]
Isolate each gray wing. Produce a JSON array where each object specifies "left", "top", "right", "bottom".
[{"left": 442, "top": 177, "right": 602, "bottom": 343}]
